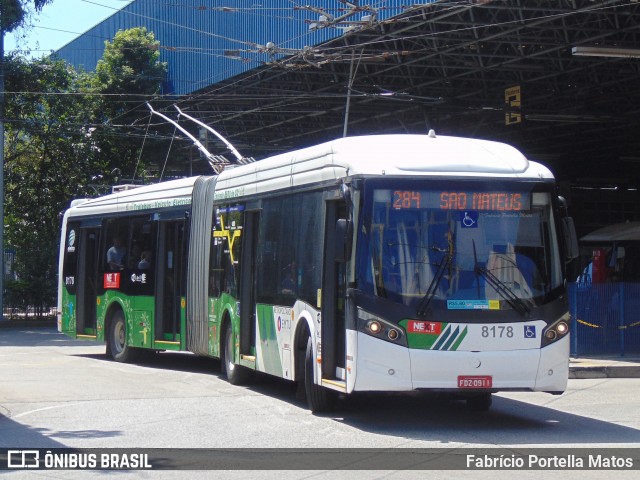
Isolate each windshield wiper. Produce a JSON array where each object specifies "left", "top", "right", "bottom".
[
  {"left": 472, "top": 240, "right": 532, "bottom": 317},
  {"left": 416, "top": 249, "right": 452, "bottom": 317}
]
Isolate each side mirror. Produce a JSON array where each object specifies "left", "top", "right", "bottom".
[
  {"left": 334, "top": 219, "right": 353, "bottom": 263},
  {"left": 561, "top": 217, "right": 579, "bottom": 261}
]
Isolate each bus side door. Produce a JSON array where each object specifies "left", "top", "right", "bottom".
[{"left": 155, "top": 219, "right": 186, "bottom": 343}]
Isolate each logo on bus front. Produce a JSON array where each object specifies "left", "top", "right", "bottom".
[
  {"left": 407, "top": 320, "right": 442, "bottom": 335},
  {"left": 67, "top": 229, "right": 76, "bottom": 253}
]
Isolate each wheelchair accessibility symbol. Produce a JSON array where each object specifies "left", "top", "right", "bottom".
[
  {"left": 460, "top": 211, "right": 478, "bottom": 228},
  {"left": 524, "top": 325, "right": 536, "bottom": 338}
]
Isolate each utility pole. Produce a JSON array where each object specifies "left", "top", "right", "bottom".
[{"left": 0, "top": 15, "right": 5, "bottom": 321}]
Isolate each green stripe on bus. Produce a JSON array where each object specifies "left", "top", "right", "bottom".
[
  {"left": 441, "top": 326, "right": 460, "bottom": 351},
  {"left": 432, "top": 325, "right": 453, "bottom": 350},
  {"left": 449, "top": 326, "right": 468, "bottom": 351}
]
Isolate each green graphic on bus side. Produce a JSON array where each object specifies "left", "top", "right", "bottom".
[
  {"left": 61, "top": 290, "right": 77, "bottom": 335},
  {"left": 95, "top": 292, "right": 155, "bottom": 347},
  {"left": 399, "top": 320, "right": 468, "bottom": 351},
  {"left": 61, "top": 288, "right": 188, "bottom": 350},
  {"left": 256, "top": 304, "right": 284, "bottom": 377},
  {"left": 208, "top": 293, "right": 240, "bottom": 358}
]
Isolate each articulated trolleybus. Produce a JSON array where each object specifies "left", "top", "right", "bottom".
[{"left": 58, "top": 132, "right": 578, "bottom": 412}]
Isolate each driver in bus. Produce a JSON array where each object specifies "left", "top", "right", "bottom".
[
  {"left": 107, "top": 236, "right": 126, "bottom": 270},
  {"left": 281, "top": 261, "right": 297, "bottom": 295}
]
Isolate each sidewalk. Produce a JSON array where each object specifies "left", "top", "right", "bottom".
[
  {"left": 569, "top": 355, "right": 640, "bottom": 379},
  {"left": 569, "top": 354, "right": 640, "bottom": 378},
  {"left": 0, "top": 318, "right": 56, "bottom": 329}
]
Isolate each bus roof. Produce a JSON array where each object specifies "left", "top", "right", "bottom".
[
  {"left": 214, "top": 134, "right": 553, "bottom": 199},
  {"left": 65, "top": 134, "right": 553, "bottom": 217},
  {"left": 65, "top": 176, "right": 198, "bottom": 218}
]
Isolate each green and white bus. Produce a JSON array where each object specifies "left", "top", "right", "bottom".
[{"left": 58, "top": 133, "right": 578, "bottom": 412}]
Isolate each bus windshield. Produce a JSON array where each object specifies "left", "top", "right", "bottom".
[{"left": 357, "top": 180, "right": 563, "bottom": 315}]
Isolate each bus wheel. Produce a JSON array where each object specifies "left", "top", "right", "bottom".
[
  {"left": 108, "top": 310, "right": 138, "bottom": 363},
  {"left": 304, "top": 336, "right": 335, "bottom": 413},
  {"left": 466, "top": 393, "right": 492, "bottom": 412},
  {"left": 223, "top": 324, "right": 252, "bottom": 385}
]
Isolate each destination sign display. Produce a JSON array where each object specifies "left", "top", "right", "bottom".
[{"left": 392, "top": 190, "right": 531, "bottom": 211}]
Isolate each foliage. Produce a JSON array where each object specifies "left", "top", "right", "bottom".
[
  {"left": 3, "top": 55, "right": 100, "bottom": 309},
  {"left": 95, "top": 27, "right": 167, "bottom": 118},
  {"left": 1, "top": 0, "right": 53, "bottom": 32},
  {"left": 92, "top": 27, "right": 169, "bottom": 180},
  {"left": 2, "top": 26, "right": 168, "bottom": 311}
]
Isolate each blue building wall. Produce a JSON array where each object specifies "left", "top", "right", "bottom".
[{"left": 55, "top": 0, "right": 433, "bottom": 96}]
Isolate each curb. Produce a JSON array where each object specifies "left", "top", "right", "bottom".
[{"left": 569, "top": 365, "right": 640, "bottom": 379}]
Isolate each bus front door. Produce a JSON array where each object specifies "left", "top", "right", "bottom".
[
  {"left": 239, "top": 210, "right": 259, "bottom": 362},
  {"left": 76, "top": 227, "right": 100, "bottom": 337},
  {"left": 321, "top": 200, "right": 347, "bottom": 384}
]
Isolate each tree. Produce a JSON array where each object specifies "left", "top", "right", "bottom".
[
  {"left": 1, "top": 1, "right": 55, "bottom": 316},
  {"left": 93, "top": 27, "right": 169, "bottom": 180},
  {"left": 2, "top": 26, "right": 169, "bottom": 314},
  {"left": 3, "top": 54, "right": 100, "bottom": 313},
  {"left": 95, "top": 27, "right": 167, "bottom": 118},
  {"left": 1, "top": 0, "right": 53, "bottom": 33},
  {"left": 0, "top": 24, "right": 167, "bottom": 314}
]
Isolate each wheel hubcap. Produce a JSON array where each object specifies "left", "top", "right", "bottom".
[
  {"left": 114, "top": 323, "right": 125, "bottom": 353},
  {"left": 227, "top": 331, "right": 234, "bottom": 371}
]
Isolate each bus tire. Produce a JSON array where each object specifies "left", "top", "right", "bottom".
[
  {"left": 304, "top": 336, "right": 335, "bottom": 413},
  {"left": 466, "top": 393, "right": 492, "bottom": 412},
  {"left": 223, "top": 323, "right": 252, "bottom": 385},
  {"left": 108, "top": 309, "right": 139, "bottom": 363}
]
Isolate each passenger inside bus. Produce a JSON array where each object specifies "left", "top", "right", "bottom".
[
  {"left": 106, "top": 236, "right": 126, "bottom": 270},
  {"left": 138, "top": 250, "right": 153, "bottom": 269}
]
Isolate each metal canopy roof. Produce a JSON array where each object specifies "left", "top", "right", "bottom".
[
  {"left": 581, "top": 221, "right": 640, "bottom": 242},
  {"left": 168, "top": 0, "right": 640, "bottom": 183}
]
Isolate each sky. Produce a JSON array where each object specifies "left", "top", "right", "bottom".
[{"left": 4, "top": 0, "right": 134, "bottom": 57}]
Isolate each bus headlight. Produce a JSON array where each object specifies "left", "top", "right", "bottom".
[
  {"left": 358, "top": 309, "right": 407, "bottom": 347},
  {"left": 556, "top": 321, "right": 569, "bottom": 335},
  {"left": 541, "top": 313, "right": 570, "bottom": 348},
  {"left": 367, "top": 320, "right": 382, "bottom": 334}
]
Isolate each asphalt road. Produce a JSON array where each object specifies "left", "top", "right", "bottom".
[{"left": 1, "top": 327, "right": 639, "bottom": 479}]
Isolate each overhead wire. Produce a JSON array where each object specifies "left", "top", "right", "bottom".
[
  {"left": 80, "top": 0, "right": 264, "bottom": 48},
  {"left": 9, "top": 0, "right": 635, "bottom": 162},
  {"left": 10, "top": 0, "right": 632, "bottom": 101},
  {"left": 190, "top": 1, "right": 637, "bottom": 105}
]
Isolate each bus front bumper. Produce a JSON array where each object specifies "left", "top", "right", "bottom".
[{"left": 350, "top": 332, "right": 569, "bottom": 394}]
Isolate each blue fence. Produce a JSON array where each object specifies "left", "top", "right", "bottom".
[{"left": 569, "top": 282, "right": 640, "bottom": 356}]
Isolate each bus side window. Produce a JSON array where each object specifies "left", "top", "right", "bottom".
[
  {"left": 104, "top": 219, "right": 129, "bottom": 272},
  {"left": 209, "top": 204, "right": 243, "bottom": 298},
  {"left": 129, "top": 218, "right": 155, "bottom": 273}
]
